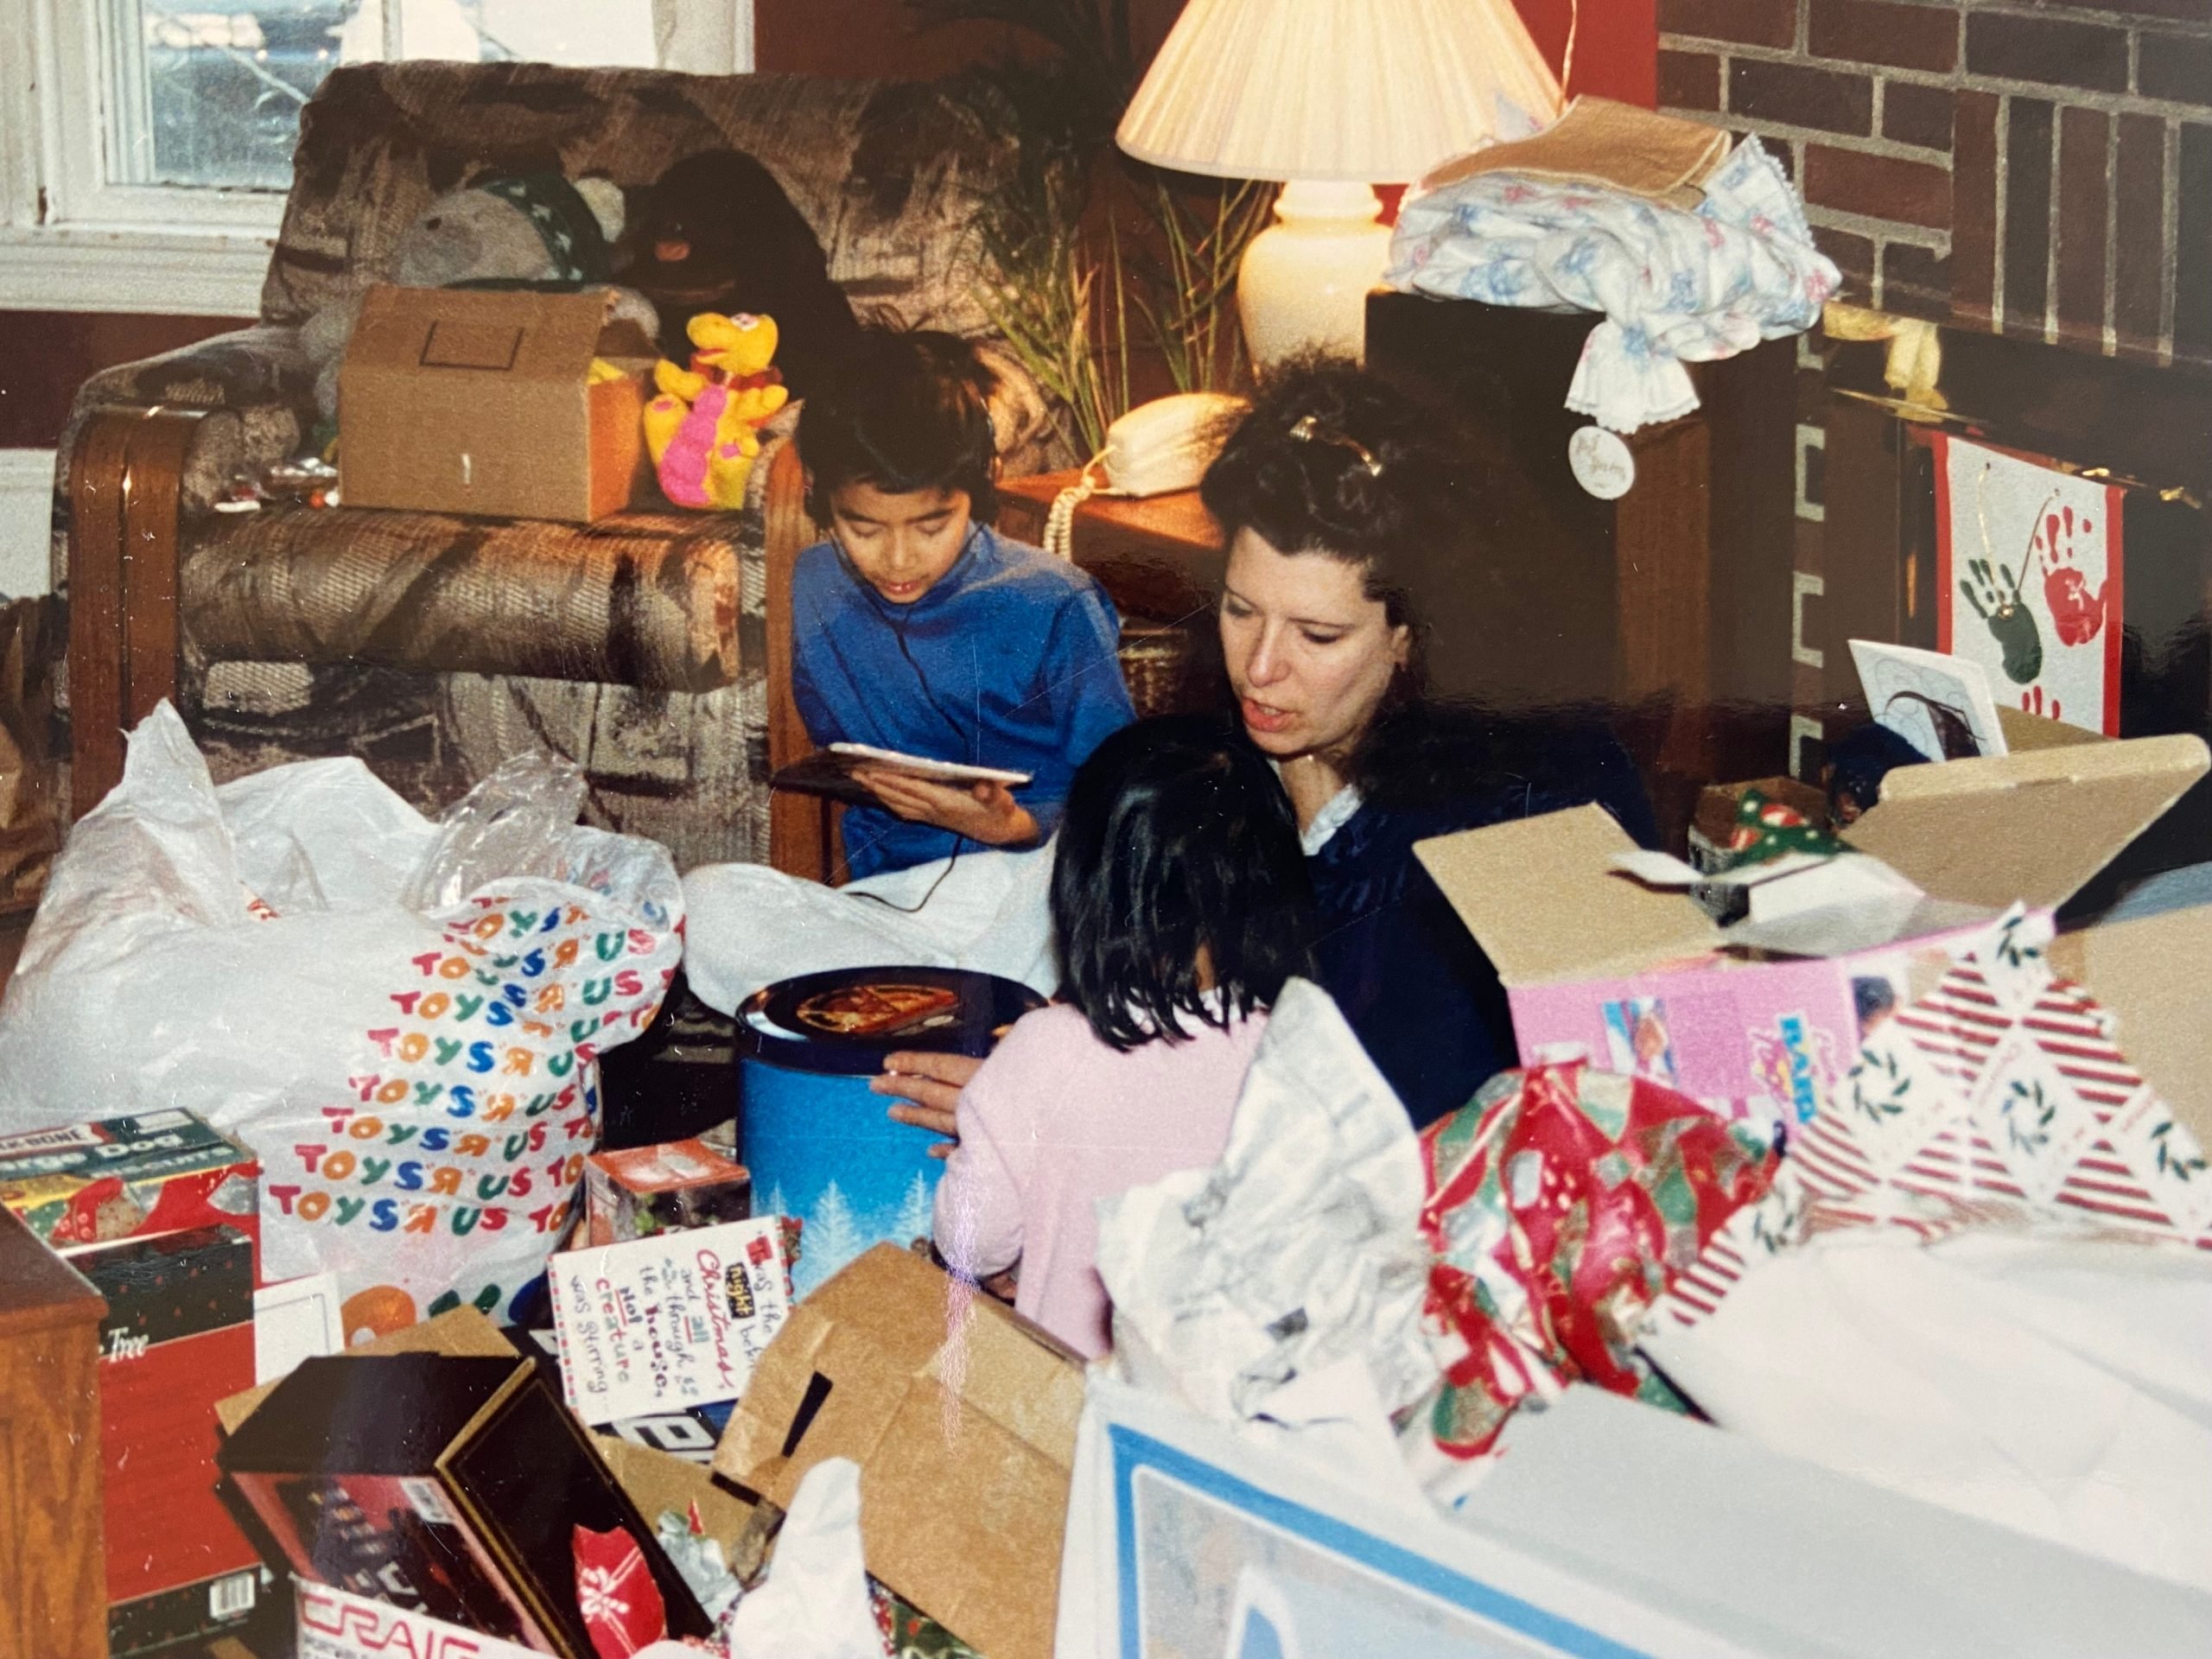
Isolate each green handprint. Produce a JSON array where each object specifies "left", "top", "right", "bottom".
[{"left": 1959, "top": 556, "right": 2044, "bottom": 683}]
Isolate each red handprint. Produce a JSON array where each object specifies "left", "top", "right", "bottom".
[
  {"left": 2023, "top": 684, "right": 2062, "bottom": 721},
  {"left": 2037, "top": 499, "right": 2108, "bottom": 647}
]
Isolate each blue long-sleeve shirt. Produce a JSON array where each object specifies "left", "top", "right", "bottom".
[{"left": 791, "top": 524, "right": 1137, "bottom": 879}]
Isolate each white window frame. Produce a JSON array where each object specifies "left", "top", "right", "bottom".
[{"left": 0, "top": 0, "right": 753, "bottom": 316}]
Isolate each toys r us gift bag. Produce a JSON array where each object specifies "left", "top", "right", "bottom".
[{"left": 0, "top": 705, "right": 681, "bottom": 1330}]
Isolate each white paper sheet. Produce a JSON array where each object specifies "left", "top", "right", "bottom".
[
  {"left": 1093, "top": 978, "right": 1436, "bottom": 1425},
  {"left": 1643, "top": 1227, "right": 2212, "bottom": 1595}
]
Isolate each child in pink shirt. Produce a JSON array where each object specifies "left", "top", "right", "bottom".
[{"left": 932, "top": 715, "right": 1316, "bottom": 1357}]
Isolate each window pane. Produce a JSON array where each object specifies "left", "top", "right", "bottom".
[{"left": 118, "top": 1, "right": 660, "bottom": 193}]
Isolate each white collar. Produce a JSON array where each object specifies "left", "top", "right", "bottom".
[
  {"left": 1263, "top": 759, "right": 1363, "bottom": 855},
  {"left": 1299, "top": 784, "right": 1363, "bottom": 856}
]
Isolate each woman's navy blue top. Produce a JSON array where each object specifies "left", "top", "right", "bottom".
[{"left": 1306, "top": 721, "right": 1656, "bottom": 1130}]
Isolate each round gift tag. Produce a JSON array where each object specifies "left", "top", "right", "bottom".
[{"left": 1567, "top": 425, "right": 1636, "bottom": 500}]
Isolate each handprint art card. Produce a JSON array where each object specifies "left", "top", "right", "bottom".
[{"left": 1935, "top": 433, "right": 2124, "bottom": 735}]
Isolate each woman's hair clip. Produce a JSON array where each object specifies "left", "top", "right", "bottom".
[{"left": 1289, "top": 414, "right": 1382, "bottom": 478}]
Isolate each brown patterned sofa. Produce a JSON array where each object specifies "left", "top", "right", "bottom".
[{"left": 54, "top": 62, "right": 1065, "bottom": 878}]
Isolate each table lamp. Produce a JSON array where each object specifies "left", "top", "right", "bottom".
[{"left": 1116, "top": 0, "right": 1561, "bottom": 366}]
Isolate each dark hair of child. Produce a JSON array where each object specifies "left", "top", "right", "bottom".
[
  {"left": 1196, "top": 354, "right": 1613, "bottom": 806},
  {"left": 1050, "top": 715, "right": 1314, "bottom": 1052},
  {"left": 798, "top": 328, "right": 1000, "bottom": 525}
]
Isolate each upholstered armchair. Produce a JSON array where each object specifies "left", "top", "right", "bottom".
[{"left": 54, "top": 62, "right": 1064, "bottom": 880}]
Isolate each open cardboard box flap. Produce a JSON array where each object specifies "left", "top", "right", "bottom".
[
  {"left": 1415, "top": 803, "right": 1723, "bottom": 987},
  {"left": 713, "top": 1244, "right": 1083, "bottom": 1659},
  {"left": 2052, "top": 905, "right": 2212, "bottom": 1150},
  {"left": 1421, "top": 717, "right": 2209, "bottom": 985},
  {"left": 1847, "top": 728, "right": 2209, "bottom": 912}
]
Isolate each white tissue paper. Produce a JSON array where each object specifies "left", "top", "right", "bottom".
[
  {"left": 1094, "top": 977, "right": 1437, "bottom": 1431},
  {"left": 1388, "top": 137, "right": 1840, "bottom": 434},
  {"left": 723, "top": 1457, "right": 880, "bottom": 1659},
  {"left": 1642, "top": 1224, "right": 2212, "bottom": 1595}
]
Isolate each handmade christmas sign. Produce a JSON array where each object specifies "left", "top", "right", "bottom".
[
  {"left": 548, "top": 1216, "right": 792, "bottom": 1427},
  {"left": 1936, "top": 433, "right": 2124, "bottom": 734}
]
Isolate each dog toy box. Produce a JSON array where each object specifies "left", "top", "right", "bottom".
[{"left": 0, "top": 1108, "right": 259, "bottom": 1256}]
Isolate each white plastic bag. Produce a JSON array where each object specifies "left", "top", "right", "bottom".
[{"left": 0, "top": 704, "right": 682, "bottom": 1330}]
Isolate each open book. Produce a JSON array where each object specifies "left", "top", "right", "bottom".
[{"left": 769, "top": 742, "right": 1032, "bottom": 808}]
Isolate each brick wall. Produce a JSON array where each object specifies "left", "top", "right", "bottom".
[
  {"left": 1658, "top": 0, "right": 2211, "bottom": 365},
  {"left": 1656, "top": 0, "right": 2212, "bottom": 779}
]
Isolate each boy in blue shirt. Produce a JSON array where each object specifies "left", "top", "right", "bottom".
[{"left": 791, "top": 332, "right": 1136, "bottom": 879}]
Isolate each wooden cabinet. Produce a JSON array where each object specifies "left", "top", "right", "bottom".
[
  {"left": 0, "top": 1205, "right": 107, "bottom": 1659},
  {"left": 1364, "top": 293, "right": 1797, "bottom": 851},
  {"left": 996, "top": 473, "right": 1226, "bottom": 719}
]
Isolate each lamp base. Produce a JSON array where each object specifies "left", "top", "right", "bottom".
[{"left": 1237, "top": 179, "right": 1394, "bottom": 370}]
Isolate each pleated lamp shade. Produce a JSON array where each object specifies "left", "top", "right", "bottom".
[{"left": 1117, "top": 0, "right": 1562, "bottom": 185}]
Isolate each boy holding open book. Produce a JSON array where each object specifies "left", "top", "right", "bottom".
[{"left": 788, "top": 330, "right": 1136, "bottom": 879}]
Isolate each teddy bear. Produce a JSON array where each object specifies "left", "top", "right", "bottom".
[
  {"left": 301, "top": 171, "right": 660, "bottom": 428},
  {"left": 643, "top": 312, "right": 791, "bottom": 510}
]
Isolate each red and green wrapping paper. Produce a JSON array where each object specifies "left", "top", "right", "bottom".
[{"left": 1414, "top": 1061, "right": 1777, "bottom": 1461}]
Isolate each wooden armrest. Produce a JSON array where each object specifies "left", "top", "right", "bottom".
[
  {"left": 762, "top": 437, "right": 844, "bottom": 884},
  {"left": 66, "top": 407, "right": 206, "bottom": 818}
]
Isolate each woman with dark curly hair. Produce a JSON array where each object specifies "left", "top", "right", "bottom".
[
  {"left": 1191, "top": 357, "right": 1656, "bottom": 1125},
  {"left": 879, "top": 359, "right": 1656, "bottom": 1135}
]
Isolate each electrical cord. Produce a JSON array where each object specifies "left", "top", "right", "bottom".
[{"left": 834, "top": 527, "right": 986, "bottom": 915}]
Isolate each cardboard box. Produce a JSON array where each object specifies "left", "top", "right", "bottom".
[
  {"left": 2050, "top": 902, "right": 2212, "bottom": 1153},
  {"left": 582, "top": 1138, "right": 752, "bottom": 1248},
  {"left": 1416, "top": 713, "right": 2211, "bottom": 1125},
  {"left": 0, "top": 1109, "right": 259, "bottom": 1260},
  {"left": 75, "top": 1224, "right": 265, "bottom": 1656},
  {"left": 340, "top": 285, "right": 655, "bottom": 522},
  {"left": 714, "top": 1243, "right": 1086, "bottom": 1659},
  {"left": 219, "top": 1352, "right": 715, "bottom": 1657},
  {"left": 218, "top": 1304, "right": 518, "bottom": 1438}
]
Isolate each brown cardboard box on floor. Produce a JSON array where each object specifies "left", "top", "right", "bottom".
[
  {"left": 714, "top": 1244, "right": 1086, "bottom": 1659},
  {"left": 340, "top": 285, "right": 655, "bottom": 522}
]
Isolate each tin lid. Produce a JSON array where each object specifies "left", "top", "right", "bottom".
[{"left": 735, "top": 967, "right": 1045, "bottom": 1077}]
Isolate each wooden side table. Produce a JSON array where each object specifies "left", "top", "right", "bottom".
[
  {"left": 996, "top": 471, "right": 1227, "bottom": 717},
  {"left": 0, "top": 1206, "right": 107, "bottom": 1659}
]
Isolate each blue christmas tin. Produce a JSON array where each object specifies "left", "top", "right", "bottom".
[{"left": 737, "top": 967, "right": 1043, "bottom": 1298}]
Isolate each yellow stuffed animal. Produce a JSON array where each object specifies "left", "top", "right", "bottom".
[{"left": 643, "top": 311, "right": 791, "bottom": 508}]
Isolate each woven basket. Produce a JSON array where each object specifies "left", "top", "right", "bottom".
[{"left": 1117, "top": 621, "right": 1200, "bottom": 718}]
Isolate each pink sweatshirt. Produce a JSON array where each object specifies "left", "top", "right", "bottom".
[{"left": 932, "top": 1001, "right": 1268, "bottom": 1358}]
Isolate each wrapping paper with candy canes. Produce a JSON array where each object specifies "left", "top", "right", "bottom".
[
  {"left": 1936, "top": 433, "right": 2125, "bottom": 734},
  {"left": 1401, "top": 1060, "right": 1777, "bottom": 1485},
  {"left": 1656, "top": 906, "right": 2212, "bottom": 1334},
  {"left": 0, "top": 705, "right": 681, "bottom": 1331}
]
